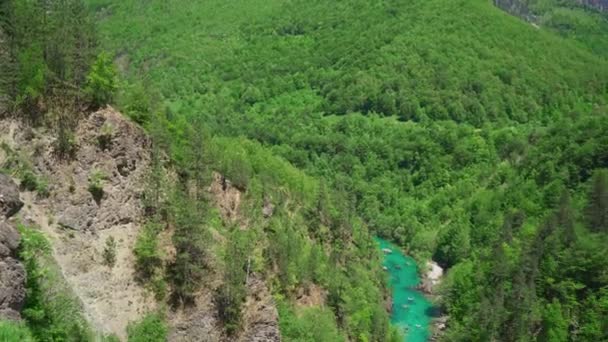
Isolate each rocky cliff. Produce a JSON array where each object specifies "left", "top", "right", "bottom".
[
  {"left": 0, "top": 175, "right": 26, "bottom": 321},
  {"left": 494, "top": 0, "right": 608, "bottom": 21},
  {"left": 578, "top": 0, "right": 608, "bottom": 12},
  {"left": 0, "top": 107, "right": 155, "bottom": 339},
  {"left": 0, "top": 107, "right": 281, "bottom": 341}
]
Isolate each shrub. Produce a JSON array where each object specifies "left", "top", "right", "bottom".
[
  {"left": 85, "top": 52, "right": 118, "bottom": 108},
  {"left": 19, "top": 171, "right": 49, "bottom": 197},
  {"left": 103, "top": 334, "right": 121, "bottom": 342},
  {"left": 0, "top": 320, "right": 35, "bottom": 342},
  {"left": 102, "top": 236, "right": 117, "bottom": 267},
  {"left": 98, "top": 122, "right": 114, "bottom": 150},
  {"left": 127, "top": 313, "right": 167, "bottom": 342},
  {"left": 150, "top": 276, "right": 167, "bottom": 302},
  {"left": 20, "top": 171, "right": 38, "bottom": 191},
  {"left": 88, "top": 169, "right": 106, "bottom": 203},
  {"left": 277, "top": 301, "right": 345, "bottom": 342},
  {"left": 17, "top": 224, "right": 92, "bottom": 341},
  {"left": 14, "top": 45, "right": 46, "bottom": 116},
  {"left": 134, "top": 221, "right": 163, "bottom": 279},
  {"left": 35, "top": 177, "right": 49, "bottom": 198},
  {"left": 54, "top": 123, "right": 77, "bottom": 159},
  {"left": 118, "top": 82, "right": 153, "bottom": 125}
]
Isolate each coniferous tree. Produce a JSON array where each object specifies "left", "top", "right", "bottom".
[
  {"left": 586, "top": 170, "right": 608, "bottom": 233},
  {"left": 557, "top": 190, "right": 576, "bottom": 245},
  {"left": 168, "top": 190, "right": 209, "bottom": 305},
  {"left": 216, "top": 229, "right": 250, "bottom": 335}
]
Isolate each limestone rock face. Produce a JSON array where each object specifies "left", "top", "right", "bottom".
[
  {"left": 240, "top": 277, "right": 281, "bottom": 342},
  {"left": 0, "top": 178, "right": 26, "bottom": 321},
  {"left": 0, "top": 107, "right": 156, "bottom": 337},
  {"left": 576, "top": 0, "right": 608, "bottom": 12},
  {"left": 0, "top": 248, "right": 26, "bottom": 321},
  {"left": 0, "top": 221, "right": 20, "bottom": 258},
  {"left": 0, "top": 174, "right": 23, "bottom": 218},
  {"left": 169, "top": 306, "right": 222, "bottom": 342}
]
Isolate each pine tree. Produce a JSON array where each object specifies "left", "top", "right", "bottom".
[
  {"left": 586, "top": 170, "right": 608, "bottom": 233},
  {"left": 168, "top": 190, "right": 209, "bottom": 305},
  {"left": 216, "top": 229, "right": 249, "bottom": 335},
  {"left": 557, "top": 190, "right": 576, "bottom": 245}
]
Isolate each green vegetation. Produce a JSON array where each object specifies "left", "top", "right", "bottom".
[
  {"left": 85, "top": 52, "right": 118, "bottom": 108},
  {"left": 277, "top": 300, "right": 348, "bottom": 342},
  {"left": 102, "top": 236, "right": 117, "bottom": 268},
  {"left": 126, "top": 313, "right": 167, "bottom": 342},
  {"left": 17, "top": 224, "right": 92, "bottom": 341},
  {"left": 167, "top": 189, "right": 211, "bottom": 306},
  {"left": 0, "top": 0, "right": 606, "bottom": 339},
  {"left": 88, "top": 0, "right": 608, "bottom": 339},
  {"left": 0, "top": 320, "right": 34, "bottom": 342},
  {"left": 1, "top": 0, "right": 98, "bottom": 119},
  {"left": 1, "top": 143, "right": 50, "bottom": 198},
  {"left": 216, "top": 229, "right": 250, "bottom": 335},
  {"left": 134, "top": 221, "right": 163, "bottom": 279},
  {"left": 88, "top": 169, "right": 105, "bottom": 203}
]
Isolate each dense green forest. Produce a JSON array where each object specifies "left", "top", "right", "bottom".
[
  {"left": 1, "top": 0, "right": 607, "bottom": 340},
  {"left": 87, "top": 0, "right": 608, "bottom": 340}
]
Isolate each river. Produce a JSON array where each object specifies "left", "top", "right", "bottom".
[{"left": 376, "top": 237, "right": 432, "bottom": 342}]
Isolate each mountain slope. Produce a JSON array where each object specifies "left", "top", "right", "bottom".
[
  {"left": 90, "top": 0, "right": 607, "bottom": 125},
  {"left": 1, "top": 0, "right": 606, "bottom": 340},
  {"left": 0, "top": 108, "right": 156, "bottom": 339},
  {"left": 88, "top": 0, "right": 608, "bottom": 340}
]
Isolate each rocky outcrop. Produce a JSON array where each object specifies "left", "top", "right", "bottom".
[
  {"left": 36, "top": 108, "right": 151, "bottom": 233},
  {"left": 239, "top": 277, "right": 281, "bottom": 342},
  {"left": 578, "top": 0, "right": 608, "bottom": 12},
  {"left": 0, "top": 247, "right": 26, "bottom": 320},
  {"left": 418, "top": 261, "right": 444, "bottom": 295},
  {"left": 0, "top": 107, "right": 155, "bottom": 338},
  {"left": 209, "top": 172, "right": 242, "bottom": 224},
  {"left": 495, "top": 0, "right": 608, "bottom": 21},
  {"left": 169, "top": 300, "right": 222, "bottom": 342},
  {"left": 0, "top": 174, "right": 24, "bottom": 218},
  {"left": 0, "top": 176, "right": 26, "bottom": 321},
  {"left": 168, "top": 275, "right": 281, "bottom": 342},
  {"left": 494, "top": 0, "right": 536, "bottom": 22}
]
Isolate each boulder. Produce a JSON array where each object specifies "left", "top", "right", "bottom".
[
  {"left": 0, "top": 174, "right": 23, "bottom": 218},
  {"left": 262, "top": 197, "right": 274, "bottom": 218}
]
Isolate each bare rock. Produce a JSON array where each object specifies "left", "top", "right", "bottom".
[
  {"left": 0, "top": 222, "right": 26, "bottom": 320},
  {"left": 240, "top": 277, "right": 281, "bottom": 342},
  {"left": 169, "top": 309, "right": 222, "bottom": 342},
  {"left": 262, "top": 197, "right": 274, "bottom": 218},
  {"left": 0, "top": 174, "right": 23, "bottom": 218},
  {"left": 58, "top": 205, "right": 97, "bottom": 231},
  {"left": 0, "top": 221, "right": 20, "bottom": 257},
  {"left": 0, "top": 106, "right": 155, "bottom": 336},
  {"left": 208, "top": 172, "right": 242, "bottom": 223}
]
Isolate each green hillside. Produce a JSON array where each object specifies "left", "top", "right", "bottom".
[
  {"left": 1, "top": 0, "right": 606, "bottom": 340},
  {"left": 91, "top": 0, "right": 607, "bottom": 124},
  {"left": 86, "top": 0, "right": 608, "bottom": 340}
]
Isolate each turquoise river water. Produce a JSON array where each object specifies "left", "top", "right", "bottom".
[{"left": 376, "top": 237, "right": 432, "bottom": 342}]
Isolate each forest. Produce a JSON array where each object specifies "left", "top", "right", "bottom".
[{"left": 1, "top": 0, "right": 607, "bottom": 341}]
